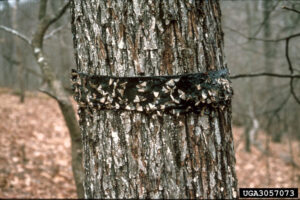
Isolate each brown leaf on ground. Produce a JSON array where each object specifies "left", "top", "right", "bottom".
[
  {"left": 0, "top": 89, "right": 299, "bottom": 198},
  {"left": 0, "top": 89, "right": 76, "bottom": 198}
]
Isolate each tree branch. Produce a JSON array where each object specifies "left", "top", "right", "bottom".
[
  {"left": 283, "top": 6, "right": 300, "bottom": 15},
  {"left": 230, "top": 72, "right": 300, "bottom": 79},
  {"left": 252, "top": 1, "right": 280, "bottom": 37},
  {"left": 285, "top": 37, "right": 300, "bottom": 104},
  {"left": 248, "top": 32, "right": 300, "bottom": 42},
  {"left": 39, "top": 87, "right": 58, "bottom": 101},
  {"left": 224, "top": 26, "right": 300, "bottom": 42},
  {"left": 286, "top": 38, "right": 293, "bottom": 74},
  {"left": 228, "top": 24, "right": 300, "bottom": 105},
  {"left": 32, "top": 1, "right": 70, "bottom": 48},
  {"left": 43, "top": 1, "right": 70, "bottom": 34},
  {"left": 0, "top": 25, "right": 31, "bottom": 45},
  {"left": 44, "top": 24, "right": 66, "bottom": 39},
  {"left": 260, "top": 93, "right": 291, "bottom": 116},
  {"left": 2, "top": 54, "right": 43, "bottom": 78},
  {"left": 2, "top": 54, "right": 20, "bottom": 65},
  {"left": 290, "top": 78, "right": 300, "bottom": 104}
]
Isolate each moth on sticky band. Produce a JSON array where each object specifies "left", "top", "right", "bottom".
[{"left": 72, "top": 69, "right": 233, "bottom": 116}]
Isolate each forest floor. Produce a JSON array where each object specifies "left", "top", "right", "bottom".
[{"left": 0, "top": 89, "right": 299, "bottom": 198}]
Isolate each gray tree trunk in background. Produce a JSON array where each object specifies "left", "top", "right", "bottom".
[
  {"left": 244, "top": 1, "right": 258, "bottom": 153},
  {"left": 0, "top": 1, "right": 84, "bottom": 197},
  {"left": 263, "top": 0, "right": 276, "bottom": 88},
  {"left": 0, "top": 1, "right": 14, "bottom": 87},
  {"left": 12, "top": 0, "right": 25, "bottom": 102},
  {"left": 71, "top": 0, "right": 237, "bottom": 199},
  {"left": 263, "top": 1, "right": 281, "bottom": 142}
]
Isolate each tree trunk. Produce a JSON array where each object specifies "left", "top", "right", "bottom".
[
  {"left": 1, "top": 1, "right": 15, "bottom": 87},
  {"left": 12, "top": 0, "right": 25, "bottom": 103},
  {"left": 30, "top": 1, "right": 85, "bottom": 197},
  {"left": 262, "top": 1, "right": 281, "bottom": 143},
  {"left": 70, "top": 0, "right": 237, "bottom": 199},
  {"left": 31, "top": 36, "right": 85, "bottom": 199},
  {"left": 244, "top": 1, "right": 257, "bottom": 153},
  {"left": 0, "top": 1, "right": 85, "bottom": 197},
  {"left": 263, "top": 0, "right": 275, "bottom": 88}
]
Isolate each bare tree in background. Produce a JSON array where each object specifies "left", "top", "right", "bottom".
[
  {"left": 0, "top": 1, "right": 15, "bottom": 87},
  {"left": 224, "top": 1, "right": 300, "bottom": 155},
  {"left": 0, "top": 0, "right": 84, "bottom": 198},
  {"left": 71, "top": 0, "right": 237, "bottom": 199},
  {"left": 11, "top": 0, "right": 25, "bottom": 102}
]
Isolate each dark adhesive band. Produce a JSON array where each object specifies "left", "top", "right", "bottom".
[{"left": 71, "top": 69, "right": 233, "bottom": 116}]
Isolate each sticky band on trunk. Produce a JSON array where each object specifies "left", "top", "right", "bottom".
[{"left": 71, "top": 69, "right": 233, "bottom": 117}]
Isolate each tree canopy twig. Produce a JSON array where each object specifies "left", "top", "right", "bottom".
[
  {"left": 249, "top": 32, "right": 300, "bottom": 42},
  {"left": 45, "top": 24, "right": 66, "bottom": 39},
  {"left": 224, "top": 26, "right": 300, "bottom": 42},
  {"left": 0, "top": 25, "right": 31, "bottom": 45},
  {"left": 252, "top": 1, "right": 280, "bottom": 37},
  {"left": 283, "top": 6, "right": 300, "bottom": 15},
  {"left": 2, "top": 54, "right": 43, "bottom": 78},
  {"left": 230, "top": 73, "right": 300, "bottom": 79},
  {"left": 228, "top": 5, "right": 300, "bottom": 106},
  {"left": 285, "top": 37, "right": 300, "bottom": 104},
  {"left": 42, "top": 1, "right": 70, "bottom": 35}
]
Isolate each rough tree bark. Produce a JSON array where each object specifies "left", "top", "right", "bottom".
[{"left": 71, "top": 0, "right": 237, "bottom": 199}]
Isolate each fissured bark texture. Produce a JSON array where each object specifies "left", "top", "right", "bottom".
[{"left": 70, "top": 0, "right": 237, "bottom": 199}]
